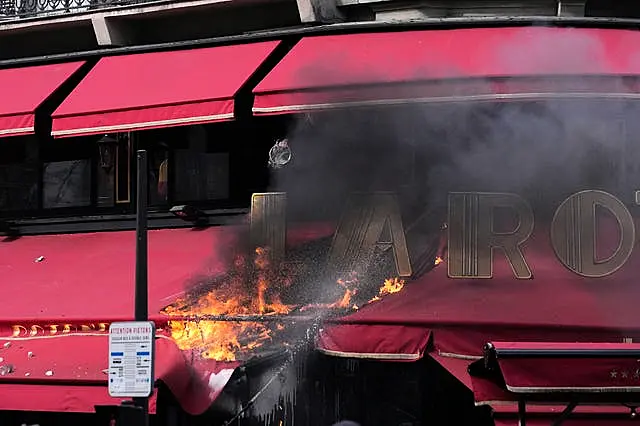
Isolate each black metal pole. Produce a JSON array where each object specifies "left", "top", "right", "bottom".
[{"left": 134, "top": 150, "right": 149, "bottom": 426}]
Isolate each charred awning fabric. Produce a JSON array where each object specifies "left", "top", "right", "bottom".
[
  {"left": 0, "top": 228, "right": 240, "bottom": 413},
  {"left": 253, "top": 27, "right": 640, "bottom": 114}
]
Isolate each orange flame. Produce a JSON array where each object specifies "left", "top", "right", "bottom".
[
  {"left": 368, "top": 277, "right": 405, "bottom": 303},
  {"left": 164, "top": 247, "right": 295, "bottom": 361},
  {"left": 165, "top": 247, "right": 410, "bottom": 361},
  {"left": 331, "top": 272, "right": 359, "bottom": 309},
  {"left": 434, "top": 256, "right": 443, "bottom": 265}
]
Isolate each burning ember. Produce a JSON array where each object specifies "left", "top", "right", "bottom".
[
  {"left": 163, "top": 247, "right": 295, "bottom": 361},
  {"left": 163, "top": 247, "right": 410, "bottom": 361},
  {"left": 368, "top": 277, "right": 405, "bottom": 303}
]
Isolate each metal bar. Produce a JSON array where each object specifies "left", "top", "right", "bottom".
[
  {"left": 518, "top": 399, "right": 527, "bottom": 426},
  {"left": 135, "top": 150, "right": 149, "bottom": 323},
  {"left": 0, "top": 17, "right": 638, "bottom": 69},
  {"left": 133, "top": 149, "right": 149, "bottom": 426},
  {"left": 163, "top": 314, "right": 324, "bottom": 322},
  {"left": 550, "top": 401, "right": 578, "bottom": 426}
]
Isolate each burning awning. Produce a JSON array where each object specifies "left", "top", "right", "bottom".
[
  {"left": 316, "top": 213, "right": 640, "bottom": 417},
  {"left": 318, "top": 216, "right": 640, "bottom": 359},
  {"left": 0, "top": 62, "right": 85, "bottom": 137},
  {"left": 51, "top": 41, "right": 279, "bottom": 138},
  {"left": 0, "top": 227, "right": 241, "bottom": 414},
  {"left": 252, "top": 27, "right": 640, "bottom": 114}
]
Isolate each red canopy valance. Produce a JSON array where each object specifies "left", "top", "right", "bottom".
[{"left": 254, "top": 27, "right": 640, "bottom": 114}]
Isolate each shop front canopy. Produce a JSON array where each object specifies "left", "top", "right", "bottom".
[
  {"left": 468, "top": 342, "right": 640, "bottom": 425},
  {"left": 317, "top": 217, "right": 640, "bottom": 424},
  {"left": 0, "top": 227, "right": 241, "bottom": 414},
  {"left": 0, "top": 62, "right": 85, "bottom": 137},
  {"left": 51, "top": 41, "right": 279, "bottom": 137},
  {"left": 253, "top": 26, "right": 640, "bottom": 114}
]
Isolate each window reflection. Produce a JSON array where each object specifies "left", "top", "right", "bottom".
[
  {"left": 174, "top": 151, "right": 229, "bottom": 202},
  {"left": 173, "top": 125, "right": 229, "bottom": 202},
  {"left": 148, "top": 143, "right": 169, "bottom": 206},
  {"left": 43, "top": 160, "right": 92, "bottom": 209},
  {"left": 97, "top": 163, "right": 115, "bottom": 207}
]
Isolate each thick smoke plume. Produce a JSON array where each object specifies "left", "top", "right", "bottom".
[{"left": 272, "top": 25, "right": 640, "bottom": 222}]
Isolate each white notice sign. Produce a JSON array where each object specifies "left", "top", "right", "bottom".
[{"left": 108, "top": 321, "right": 155, "bottom": 398}]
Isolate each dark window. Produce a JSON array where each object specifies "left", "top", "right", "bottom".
[
  {"left": 0, "top": 133, "right": 133, "bottom": 218},
  {"left": 139, "top": 124, "right": 234, "bottom": 209},
  {"left": 42, "top": 159, "right": 92, "bottom": 209},
  {"left": 0, "top": 137, "right": 38, "bottom": 213},
  {"left": 40, "top": 137, "right": 93, "bottom": 210},
  {"left": 173, "top": 125, "right": 230, "bottom": 202},
  {"left": 585, "top": 1, "right": 640, "bottom": 18},
  {"left": 0, "top": 116, "right": 286, "bottom": 220},
  {"left": 148, "top": 141, "right": 170, "bottom": 207},
  {"left": 174, "top": 151, "right": 230, "bottom": 202}
]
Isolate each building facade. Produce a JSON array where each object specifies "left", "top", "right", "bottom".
[{"left": 3, "top": 1, "right": 640, "bottom": 426}]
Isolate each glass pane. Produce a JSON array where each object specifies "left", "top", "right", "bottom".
[
  {"left": 43, "top": 160, "right": 92, "bottom": 209},
  {"left": 148, "top": 148, "right": 169, "bottom": 206},
  {"left": 174, "top": 151, "right": 229, "bottom": 202},
  {"left": 0, "top": 164, "right": 38, "bottom": 212},
  {"left": 96, "top": 165, "right": 115, "bottom": 207}
]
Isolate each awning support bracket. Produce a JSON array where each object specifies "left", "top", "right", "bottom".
[
  {"left": 550, "top": 401, "right": 578, "bottom": 426},
  {"left": 518, "top": 399, "right": 527, "bottom": 426},
  {"left": 518, "top": 399, "right": 578, "bottom": 426}
]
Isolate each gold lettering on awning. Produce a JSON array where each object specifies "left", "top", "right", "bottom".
[
  {"left": 327, "top": 192, "right": 411, "bottom": 278},
  {"left": 250, "top": 192, "right": 287, "bottom": 261},
  {"left": 448, "top": 192, "right": 534, "bottom": 279},
  {"left": 551, "top": 190, "right": 635, "bottom": 278}
]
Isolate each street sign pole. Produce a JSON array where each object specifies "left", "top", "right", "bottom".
[{"left": 134, "top": 150, "right": 149, "bottom": 425}]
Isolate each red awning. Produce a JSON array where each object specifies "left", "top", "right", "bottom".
[
  {"left": 0, "top": 62, "right": 85, "bottom": 137},
  {"left": 0, "top": 384, "right": 157, "bottom": 413},
  {"left": 431, "top": 348, "right": 640, "bottom": 425},
  {"left": 466, "top": 342, "right": 640, "bottom": 407},
  {"left": 0, "top": 334, "right": 238, "bottom": 414},
  {"left": 317, "top": 324, "right": 430, "bottom": 361},
  {"left": 0, "top": 227, "right": 241, "bottom": 413},
  {"left": 477, "top": 342, "right": 640, "bottom": 394},
  {"left": 52, "top": 42, "right": 279, "bottom": 138},
  {"left": 318, "top": 220, "right": 640, "bottom": 362},
  {"left": 253, "top": 27, "right": 640, "bottom": 114}
]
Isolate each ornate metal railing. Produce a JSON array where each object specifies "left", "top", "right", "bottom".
[{"left": 0, "top": 0, "right": 161, "bottom": 19}]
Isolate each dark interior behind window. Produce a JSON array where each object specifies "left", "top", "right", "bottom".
[
  {"left": 42, "top": 159, "right": 92, "bottom": 209},
  {"left": 0, "top": 136, "right": 38, "bottom": 212},
  {"left": 0, "top": 115, "right": 289, "bottom": 220},
  {"left": 139, "top": 117, "right": 289, "bottom": 210},
  {"left": 41, "top": 137, "right": 93, "bottom": 210}
]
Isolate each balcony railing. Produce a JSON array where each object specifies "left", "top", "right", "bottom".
[{"left": 0, "top": 0, "right": 159, "bottom": 19}]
